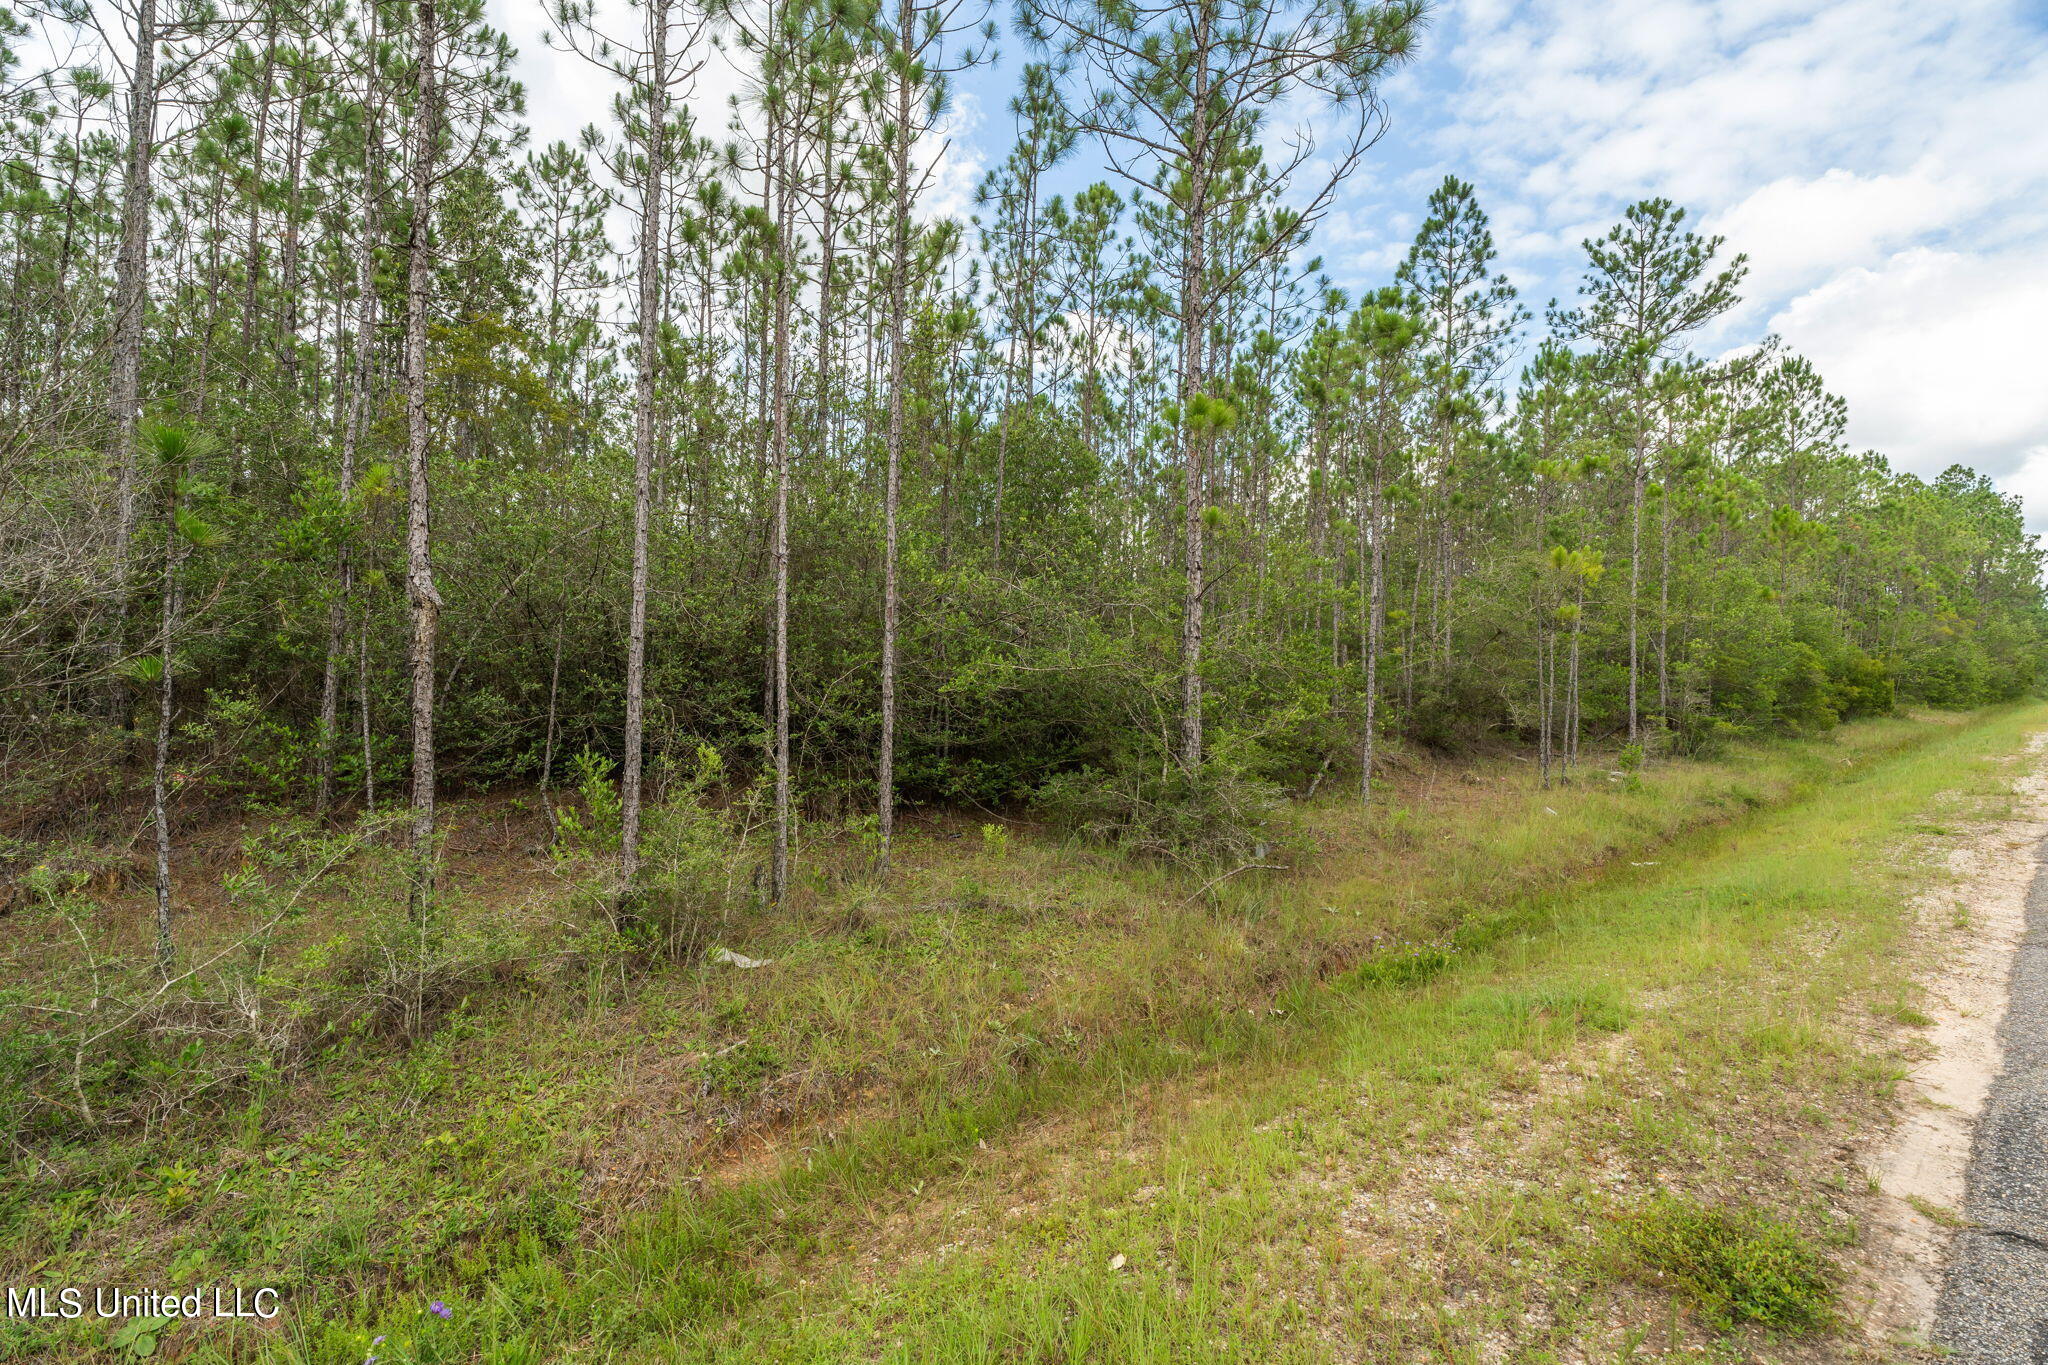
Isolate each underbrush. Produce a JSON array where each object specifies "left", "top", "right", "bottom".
[
  {"left": 1032, "top": 741, "right": 1287, "bottom": 868},
  {"left": 0, "top": 710, "right": 1998, "bottom": 1362},
  {"left": 0, "top": 745, "right": 761, "bottom": 1150},
  {"left": 1608, "top": 1194, "right": 1839, "bottom": 1330}
]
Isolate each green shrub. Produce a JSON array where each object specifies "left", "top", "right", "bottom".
[
  {"left": 1830, "top": 650, "right": 1895, "bottom": 718},
  {"left": 1773, "top": 642, "right": 1839, "bottom": 730},
  {"left": 1904, "top": 639, "right": 1991, "bottom": 707},
  {"left": 1668, "top": 713, "right": 1744, "bottom": 759},
  {"left": 1032, "top": 746, "right": 1283, "bottom": 868},
  {"left": 177, "top": 690, "right": 320, "bottom": 809},
  {"left": 548, "top": 743, "right": 758, "bottom": 961},
  {"left": 0, "top": 812, "right": 537, "bottom": 1138},
  {"left": 552, "top": 748, "right": 623, "bottom": 853},
  {"left": 1610, "top": 1194, "right": 1835, "bottom": 1331}
]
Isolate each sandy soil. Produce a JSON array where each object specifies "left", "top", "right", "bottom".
[{"left": 1856, "top": 730, "right": 2048, "bottom": 1346}]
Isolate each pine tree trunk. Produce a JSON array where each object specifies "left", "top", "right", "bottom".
[
  {"left": 620, "top": 2, "right": 670, "bottom": 887},
  {"left": 1568, "top": 581, "right": 1585, "bottom": 773},
  {"left": 877, "top": 0, "right": 913, "bottom": 876},
  {"left": 239, "top": 16, "right": 278, "bottom": 355},
  {"left": 815, "top": 116, "right": 837, "bottom": 468},
  {"left": 278, "top": 89, "right": 308, "bottom": 387},
  {"left": 1360, "top": 428, "right": 1385, "bottom": 803},
  {"left": 109, "top": 0, "right": 160, "bottom": 697},
  {"left": 1176, "top": 41, "right": 1210, "bottom": 774},
  {"left": 402, "top": 0, "right": 442, "bottom": 911},
  {"left": 1657, "top": 459, "right": 1673, "bottom": 730},
  {"left": 769, "top": 117, "right": 794, "bottom": 906},
  {"left": 358, "top": 603, "right": 376, "bottom": 808},
  {"left": 151, "top": 478, "right": 183, "bottom": 974},
  {"left": 1626, "top": 415, "right": 1644, "bottom": 746},
  {"left": 540, "top": 615, "right": 565, "bottom": 825},
  {"left": 317, "top": 60, "right": 382, "bottom": 816}
]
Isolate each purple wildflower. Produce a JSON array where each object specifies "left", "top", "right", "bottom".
[{"left": 429, "top": 1300, "right": 452, "bottom": 1321}]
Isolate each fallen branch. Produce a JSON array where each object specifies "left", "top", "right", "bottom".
[{"left": 1181, "top": 862, "right": 1282, "bottom": 905}]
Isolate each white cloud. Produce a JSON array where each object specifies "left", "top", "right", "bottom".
[
  {"left": 493, "top": 0, "right": 980, "bottom": 226},
  {"left": 1430, "top": 0, "right": 2048, "bottom": 242},
  {"left": 1705, "top": 164, "right": 1977, "bottom": 324},
  {"left": 1769, "top": 247, "right": 2048, "bottom": 524},
  {"left": 2000, "top": 450, "right": 2048, "bottom": 536},
  {"left": 1380, "top": 0, "right": 2048, "bottom": 524}
]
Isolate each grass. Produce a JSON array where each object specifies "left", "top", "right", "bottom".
[
  {"left": 1608, "top": 1194, "right": 1836, "bottom": 1331},
  {"left": 1, "top": 705, "right": 2040, "bottom": 1362}
]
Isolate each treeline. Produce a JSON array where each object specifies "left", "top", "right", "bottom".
[{"left": 3, "top": 0, "right": 2043, "bottom": 904}]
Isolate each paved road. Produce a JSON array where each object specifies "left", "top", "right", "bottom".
[{"left": 1937, "top": 838, "right": 2048, "bottom": 1362}]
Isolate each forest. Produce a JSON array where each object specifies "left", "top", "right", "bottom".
[
  {"left": 6, "top": 0, "right": 2048, "bottom": 1356},
  {"left": 14, "top": 0, "right": 2048, "bottom": 1147},
  {"left": 7, "top": 0, "right": 2042, "bottom": 906}
]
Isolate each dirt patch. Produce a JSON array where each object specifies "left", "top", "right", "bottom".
[{"left": 1855, "top": 730, "right": 2048, "bottom": 1344}]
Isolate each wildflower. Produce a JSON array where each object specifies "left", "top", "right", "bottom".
[{"left": 429, "top": 1300, "right": 452, "bottom": 1321}]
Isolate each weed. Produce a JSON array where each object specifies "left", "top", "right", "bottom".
[
  {"left": 1455, "top": 980, "right": 1633, "bottom": 1034},
  {"left": 700, "top": 1040, "right": 784, "bottom": 1098},
  {"left": 1904, "top": 1194, "right": 1964, "bottom": 1228},
  {"left": 148, "top": 1162, "right": 201, "bottom": 1213},
  {"left": 1033, "top": 747, "right": 1283, "bottom": 867},
  {"left": 1609, "top": 1194, "right": 1835, "bottom": 1331},
  {"left": 108, "top": 1314, "right": 174, "bottom": 1360}
]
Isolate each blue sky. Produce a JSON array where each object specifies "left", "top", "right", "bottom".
[{"left": 504, "top": 0, "right": 2048, "bottom": 525}]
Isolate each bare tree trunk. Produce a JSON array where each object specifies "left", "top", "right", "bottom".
[
  {"left": 540, "top": 615, "right": 565, "bottom": 824},
  {"left": 769, "top": 119, "right": 793, "bottom": 905},
  {"left": 151, "top": 476, "right": 183, "bottom": 974},
  {"left": 402, "top": 0, "right": 442, "bottom": 911},
  {"left": 238, "top": 15, "right": 279, "bottom": 355},
  {"left": 620, "top": 2, "right": 670, "bottom": 886},
  {"left": 1403, "top": 518, "right": 1420, "bottom": 709},
  {"left": 278, "top": 79, "right": 308, "bottom": 388},
  {"left": 358, "top": 602, "right": 375, "bottom": 808},
  {"left": 1626, "top": 416, "right": 1644, "bottom": 746},
  {"left": 110, "top": 0, "right": 160, "bottom": 692},
  {"left": 317, "top": 53, "right": 382, "bottom": 815},
  {"left": 992, "top": 365, "right": 1011, "bottom": 570},
  {"left": 1657, "top": 458, "right": 1673, "bottom": 731},
  {"left": 814, "top": 114, "right": 837, "bottom": 468},
  {"left": 1536, "top": 490, "right": 1551, "bottom": 788},
  {"left": 1360, "top": 431, "right": 1384, "bottom": 803},
  {"left": 1568, "top": 580, "right": 1585, "bottom": 774},
  {"left": 1176, "top": 48, "right": 1210, "bottom": 774},
  {"left": 877, "top": 0, "right": 913, "bottom": 876}
]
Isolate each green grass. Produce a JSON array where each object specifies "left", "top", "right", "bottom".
[
  {"left": 642, "top": 705, "right": 2037, "bottom": 1364},
  {"left": 1608, "top": 1194, "right": 1836, "bottom": 1330},
  {"left": 3, "top": 706, "right": 2039, "bottom": 1362}
]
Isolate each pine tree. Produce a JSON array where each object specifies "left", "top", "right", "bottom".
[
  {"left": 1021, "top": 0, "right": 1425, "bottom": 771},
  {"left": 1557, "top": 199, "right": 1747, "bottom": 746},
  {"left": 552, "top": 0, "right": 708, "bottom": 891},
  {"left": 1396, "top": 176, "right": 1525, "bottom": 673}
]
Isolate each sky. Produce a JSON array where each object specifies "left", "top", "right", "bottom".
[{"left": 495, "top": 0, "right": 2048, "bottom": 525}]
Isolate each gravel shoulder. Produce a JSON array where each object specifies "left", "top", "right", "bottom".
[
  {"left": 1862, "top": 731, "right": 2048, "bottom": 1358},
  {"left": 1935, "top": 763, "right": 2048, "bottom": 1363}
]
